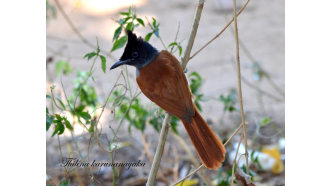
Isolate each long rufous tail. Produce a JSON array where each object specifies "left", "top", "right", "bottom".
[{"left": 181, "top": 107, "right": 226, "bottom": 170}]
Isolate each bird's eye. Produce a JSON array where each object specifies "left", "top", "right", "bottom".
[{"left": 132, "top": 52, "right": 138, "bottom": 58}]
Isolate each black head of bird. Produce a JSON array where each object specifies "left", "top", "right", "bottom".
[{"left": 110, "top": 30, "right": 158, "bottom": 70}]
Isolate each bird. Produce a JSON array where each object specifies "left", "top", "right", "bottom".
[{"left": 110, "top": 30, "right": 226, "bottom": 170}]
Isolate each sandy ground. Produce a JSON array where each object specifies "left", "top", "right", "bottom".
[{"left": 46, "top": 0, "right": 284, "bottom": 185}]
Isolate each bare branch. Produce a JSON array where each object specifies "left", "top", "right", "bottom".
[{"left": 232, "top": 0, "right": 249, "bottom": 175}]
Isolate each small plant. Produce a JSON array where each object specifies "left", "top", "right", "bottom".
[
  {"left": 83, "top": 46, "right": 107, "bottom": 73},
  {"left": 112, "top": 7, "right": 145, "bottom": 52},
  {"left": 111, "top": 6, "right": 163, "bottom": 53},
  {"left": 56, "top": 60, "right": 72, "bottom": 76}
]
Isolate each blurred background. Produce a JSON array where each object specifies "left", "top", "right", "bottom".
[{"left": 46, "top": 0, "right": 284, "bottom": 185}]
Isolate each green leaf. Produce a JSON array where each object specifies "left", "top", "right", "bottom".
[
  {"left": 79, "top": 112, "right": 91, "bottom": 121},
  {"left": 89, "top": 119, "right": 95, "bottom": 133},
  {"left": 189, "top": 72, "right": 202, "bottom": 94},
  {"left": 55, "top": 114, "right": 63, "bottom": 121},
  {"left": 123, "top": 17, "right": 131, "bottom": 24},
  {"left": 195, "top": 101, "right": 202, "bottom": 112},
  {"left": 52, "top": 122, "right": 64, "bottom": 136},
  {"left": 84, "top": 52, "right": 97, "bottom": 60},
  {"left": 152, "top": 17, "right": 157, "bottom": 28},
  {"left": 228, "top": 106, "right": 236, "bottom": 112},
  {"left": 64, "top": 117, "right": 73, "bottom": 131},
  {"left": 136, "top": 18, "right": 145, "bottom": 26},
  {"left": 168, "top": 42, "right": 182, "bottom": 56},
  {"left": 100, "top": 55, "right": 106, "bottom": 73},
  {"left": 113, "top": 26, "right": 123, "bottom": 42},
  {"left": 171, "top": 117, "right": 179, "bottom": 135},
  {"left": 177, "top": 45, "right": 182, "bottom": 56},
  {"left": 46, "top": 94, "right": 51, "bottom": 99},
  {"left": 46, "top": 114, "right": 54, "bottom": 131},
  {"left": 56, "top": 98, "right": 66, "bottom": 110},
  {"left": 168, "top": 42, "right": 178, "bottom": 47},
  {"left": 145, "top": 32, "right": 153, "bottom": 42},
  {"left": 120, "top": 12, "right": 129, "bottom": 16},
  {"left": 111, "top": 36, "right": 128, "bottom": 52},
  {"left": 126, "top": 22, "right": 134, "bottom": 31},
  {"left": 260, "top": 117, "right": 272, "bottom": 126}
]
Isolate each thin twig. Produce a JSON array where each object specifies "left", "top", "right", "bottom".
[
  {"left": 146, "top": 1, "right": 205, "bottom": 185},
  {"left": 53, "top": 0, "right": 115, "bottom": 60},
  {"left": 181, "top": 0, "right": 205, "bottom": 70},
  {"left": 189, "top": 0, "right": 250, "bottom": 60},
  {"left": 171, "top": 164, "right": 204, "bottom": 186},
  {"left": 232, "top": 0, "right": 249, "bottom": 174},
  {"left": 170, "top": 22, "right": 181, "bottom": 53},
  {"left": 57, "top": 134, "right": 69, "bottom": 176},
  {"left": 231, "top": 132, "right": 244, "bottom": 185},
  {"left": 224, "top": 123, "right": 243, "bottom": 146}
]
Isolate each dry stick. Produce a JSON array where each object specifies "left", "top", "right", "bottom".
[
  {"left": 146, "top": 1, "right": 206, "bottom": 185},
  {"left": 171, "top": 123, "right": 243, "bottom": 186},
  {"left": 146, "top": 114, "right": 172, "bottom": 186},
  {"left": 172, "top": 164, "right": 204, "bottom": 186},
  {"left": 189, "top": 0, "right": 250, "bottom": 60},
  {"left": 231, "top": 132, "right": 244, "bottom": 186},
  {"left": 224, "top": 123, "right": 243, "bottom": 146},
  {"left": 181, "top": 0, "right": 205, "bottom": 71},
  {"left": 53, "top": 0, "right": 115, "bottom": 60},
  {"left": 232, "top": 0, "right": 249, "bottom": 175}
]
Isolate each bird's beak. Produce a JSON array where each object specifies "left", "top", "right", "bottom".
[{"left": 110, "top": 59, "right": 130, "bottom": 70}]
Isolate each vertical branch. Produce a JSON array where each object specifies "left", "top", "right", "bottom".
[
  {"left": 146, "top": 0, "right": 205, "bottom": 185},
  {"left": 232, "top": 0, "right": 249, "bottom": 174},
  {"left": 146, "top": 114, "right": 172, "bottom": 186},
  {"left": 181, "top": 0, "right": 205, "bottom": 69}
]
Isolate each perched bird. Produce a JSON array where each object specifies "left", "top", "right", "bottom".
[{"left": 110, "top": 30, "right": 226, "bottom": 169}]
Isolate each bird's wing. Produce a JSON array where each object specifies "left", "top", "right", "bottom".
[{"left": 136, "top": 51, "right": 194, "bottom": 122}]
